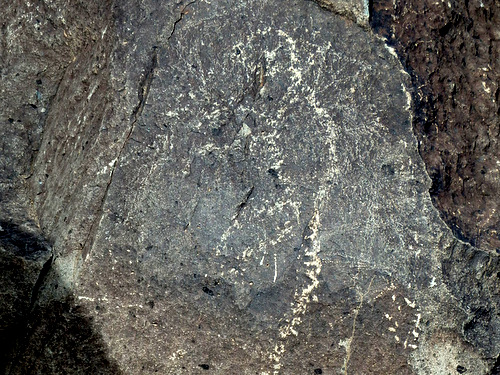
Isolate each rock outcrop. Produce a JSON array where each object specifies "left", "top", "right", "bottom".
[{"left": 1, "top": 0, "right": 498, "bottom": 374}]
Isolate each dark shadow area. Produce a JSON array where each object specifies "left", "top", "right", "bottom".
[
  {"left": 0, "top": 222, "right": 51, "bottom": 259},
  {"left": 0, "top": 222, "right": 122, "bottom": 375},
  {"left": 6, "top": 297, "right": 123, "bottom": 375},
  {"left": 490, "top": 354, "right": 500, "bottom": 375},
  {"left": 0, "top": 221, "right": 51, "bottom": 373}
]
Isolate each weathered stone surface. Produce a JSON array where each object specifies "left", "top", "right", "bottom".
[
  {"left": 0, "top": 2, "right": 115, "bottom": 372},
  {"left": 372, "top": 0, "right": 500, "bottom": 253},
  {"left": 312, "top": 0, "right": 369, "bottom": 26},
  {"left": 1, "top": 0, "right": 499, "bottom": 374}
]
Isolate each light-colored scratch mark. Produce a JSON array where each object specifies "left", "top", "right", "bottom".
[
  {"left": 269, "top": 343, "right": 285, "bottom": 374},
  {"left": 384, "top": 43, "right": 399, "bottom": 59},
  {"left": 415, "top": 313, "right": 421, "bottom": 329},
  {"left": 429, "top": 276, "right": 437, "bottom": 287},
  {"left": 77, "top": 296, "right": 95, "bottom": 302},
  {"left": 271, "top": 189, "right": 326, "bottom": 373},
  {"left": 404, "top": 297, "right": 416, "bottom": 308},
  {"left": 341, "top": 277, "right": 374, "bottom": 375},
  {"left": 401, "top": 82, "right": 412, "bottom": 111},
  {"left": 273, "top": 253, "right": 278, "bottom": 283},
  {"left": 279, "top": 192, "right": 324, "bottom": 339}
]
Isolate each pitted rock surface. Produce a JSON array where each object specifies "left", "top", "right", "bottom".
[{"left": 372, "top": 0, "right": 500, "bottom": 253}]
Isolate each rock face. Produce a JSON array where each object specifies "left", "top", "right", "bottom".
[
  {"left": 372, "top": 0, "right": 500, "bottom": 253},
  {"left": 1, "top": 0, "right": 499, "bottom": 374},
  {"left": 0, "top": 1, "right": 109, "bottom": 372},
  {"left": 312, "top": 0, "right": 369, "bottom": 26}
]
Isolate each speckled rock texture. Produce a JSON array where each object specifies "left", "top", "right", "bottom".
[{"left": 1, "top": 0, "right": 499, "bottom": 374}]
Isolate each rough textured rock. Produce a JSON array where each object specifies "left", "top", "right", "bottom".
[
  {"left": 1, "top": 0, "right": 499, "bottom": 374},
  {"left": 371, "top": 0, "right": 500, "bottom": 253},
  {"left": 0, "top": 1, "right": 116, "bottom": 373},
  {"left": 312, "top": 0, "right": 369, "bottom": 26}
]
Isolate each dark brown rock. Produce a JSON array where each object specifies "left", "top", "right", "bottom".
[{"left": 371, "top": 0, "right": 500, "bottom": 253}]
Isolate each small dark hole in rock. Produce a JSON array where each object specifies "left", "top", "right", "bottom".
[
  {"left": 268, "top": 168, "right": 278, "bottom": 178},
  {"left": 456, "top": 365, "right": 467, "bottom": 373},
  {"left": 439, "top": 22, "right": 453, "bottom": 37},
  {"left": 199, "top": 364, "right": 209, "bottom": 370},
  {"left": 314, "top": 369, "right": 323, "bottom": 374},
  {"left": 8, "top": 118, "right": 14, "bottom": 123},
  {"left": 36, "top": 79, "right": 42, "bottom": 84},
  {"left": 202, "top": 286, "right": 214, "bottom": 296},
  {"left": 30, "top": 103, "right": 38, "bottom": 109},
  {"left": 382, "top": 164, "right": 395, "bottom": 175}
]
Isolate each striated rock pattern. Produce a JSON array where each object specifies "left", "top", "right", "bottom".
[{"left": 0, "top": 0, "right": 499, "bottom": 374}]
